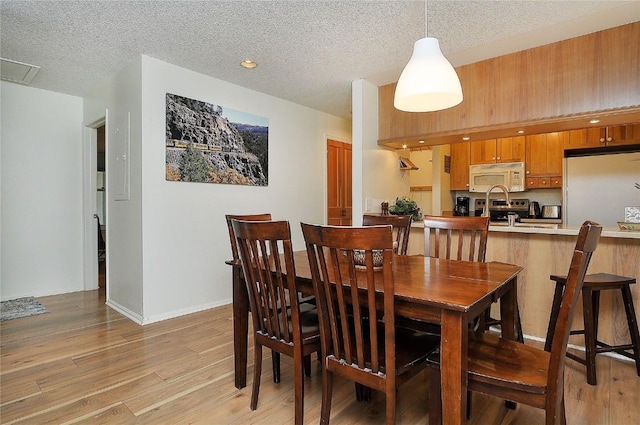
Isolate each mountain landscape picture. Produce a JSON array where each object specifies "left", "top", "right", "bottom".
[{"left": 165, "top": 93, "right": 268, "bottom": 186}]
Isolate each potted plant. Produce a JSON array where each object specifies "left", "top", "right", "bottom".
[{"left": 388, "top": 196, "right": 420, "bottom": 221}]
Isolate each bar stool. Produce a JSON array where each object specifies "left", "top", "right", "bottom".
[{"left": 544, "top": 273, "right": 640, "bottom": 385}]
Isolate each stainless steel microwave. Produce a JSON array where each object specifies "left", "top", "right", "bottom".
[{"left": 469, "top": 162, "right": 525, "bottom": 193}]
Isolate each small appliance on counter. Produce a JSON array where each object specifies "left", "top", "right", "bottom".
[
  {"left": 454, "top": 196, "right": 470, "bottom": 216},
  {"left": 528, "top": 201, "right": 541, "bottom": 218},
  {"left": 541, "top": 205, "right": 562, "bottom": 219}
]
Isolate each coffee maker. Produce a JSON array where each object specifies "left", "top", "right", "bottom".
[{"left": 454, "top": 196, "right": 470, "bottom": 216}]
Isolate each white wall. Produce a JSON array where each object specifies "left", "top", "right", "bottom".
[
  {"left": 84, "top": 58, "right": 144, "bottom": 321},
  {"left": 1, "top": 82, "right": 84, "bottom": 300},
  {"left": 353, "top": 79, "right": 408, "bottom": 220},
  {"left": 138, "top": 56, "right": 350, "bottom": 322}
]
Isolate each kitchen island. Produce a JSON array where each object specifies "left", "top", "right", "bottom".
[{"left": 408, "top": 222, "right": 640, "bottom": 358}]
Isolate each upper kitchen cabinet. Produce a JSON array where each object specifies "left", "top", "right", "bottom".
[
  {"left": 564, "top": 128, "right": 601, "bottom": 150},
  {"left": 601, "top": 124, "right": 640, "bottom": 146},
  {"left": 378, "top": 23, "right": 640, "bottom": 150},
  {"left": 470, "top": 136, "right": 525, "bottom": 164},
  {"left": 565, "top": 123, "right": 640, "bottom": 150},
  {"left": 525, "top": 132, "right": 565, "bottom": 189},
  {"left": 450, "top": 142, "right": 470, "bottom": 191}
]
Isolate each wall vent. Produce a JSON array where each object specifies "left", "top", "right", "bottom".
[{"left": 1, "top": 58, "right": 40, "bottom": 85}]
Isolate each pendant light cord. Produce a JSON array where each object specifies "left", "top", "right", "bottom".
[{"left": 424, "top": 0, "right": 428, "bottom": 38}]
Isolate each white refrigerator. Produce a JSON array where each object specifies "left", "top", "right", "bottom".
[{"left": 564, "top": 151, "right": 640, "bottom": 227}]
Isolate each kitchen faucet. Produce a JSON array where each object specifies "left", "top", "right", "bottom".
[{"left": 483, "top": 184, "right": 511, "bottom": 217}]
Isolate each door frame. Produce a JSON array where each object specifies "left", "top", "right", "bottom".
[{"left": 82, "top": 116, "right": 106, "bottom": 291}]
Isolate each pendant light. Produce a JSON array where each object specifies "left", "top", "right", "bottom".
[{"left": 394, "top": 1, "right": 463, "bottom": 112}]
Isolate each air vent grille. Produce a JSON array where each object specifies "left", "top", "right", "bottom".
[{"left": 1, "top": 58, "right": 40, "bottom": 85}]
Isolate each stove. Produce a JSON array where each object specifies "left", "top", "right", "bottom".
[{"left": 474, "top": 198, "right": 530, "bottom": 222}]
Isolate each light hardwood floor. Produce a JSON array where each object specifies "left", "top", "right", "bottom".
[{"left": 1, "top": 289, "right": 639, "bottom": 424}]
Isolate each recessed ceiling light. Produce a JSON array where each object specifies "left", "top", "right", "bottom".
[
  {"left": 589, "top": 119, "right": 600, "bottom": 124},
  {"left": 402, "top": 144, "right": 408, "bottom": 149},
  {"left": 418, "top": 140, "right": 425, "bottom": 144},
  {"left": 517, "top": 130, "right": 525, "bottom": 134},
  {"left": 462, "top": 136, "right": 470, "bottom": 141},
  {"left": 241, "top": 60, "right": 257, "bottom": 69}
]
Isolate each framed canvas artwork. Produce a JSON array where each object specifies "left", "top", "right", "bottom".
[{"left": 165, "top": 93, "right": 268, "bottom": 186}]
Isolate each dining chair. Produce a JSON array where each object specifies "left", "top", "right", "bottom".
[
  {"left": 232, "top": 219, "right": 321, "bottom": 425},
  {"left": 226, "top": 213, "right": 284, "bottom": 382},
  {"left": 423, "top": 215, "right": 522, "bottom": 339},
  {"left": 301, "top": 223, "right": 440, "bottom": 425},
  {"left": 427, "top": 220, "right": 602, "bottom": 425},
  {"left": 362, "top": 214, "right": 412, "bottom": 255}
]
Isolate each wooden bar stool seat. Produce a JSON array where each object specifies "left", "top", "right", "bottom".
[{"left": 544, "top": 272, "right": 640, "bottom": 385}]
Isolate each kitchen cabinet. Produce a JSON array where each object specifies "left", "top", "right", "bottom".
[
  {"left": 565, "top": 128, "right": 601, "bottom": 150},
  {"left": 450, "top": 142, "right": 470, "bottom": 190},
  {"left": 565, "top": 124, "right": 640, "bottom": 150},
  {"left": 470, "top": 136, "right": 525, "bottom": 164},
  {"left": 600, "top": 124, "right": 640, "bottom": 146},
  {"left": 525, "top": 132, "right": 565, "bottom": 188}
]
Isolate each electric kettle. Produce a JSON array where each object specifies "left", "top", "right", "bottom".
[{"left": 528, "top": 201, "right": 541, "bottom": 218}]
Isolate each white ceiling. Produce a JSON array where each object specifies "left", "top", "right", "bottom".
[{"left": 1, "top": 1, "right": 638, "bottom": 120}]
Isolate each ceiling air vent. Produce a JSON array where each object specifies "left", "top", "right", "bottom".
[{"left": 1, "top": 58, "right": 40, "bottom": 85}]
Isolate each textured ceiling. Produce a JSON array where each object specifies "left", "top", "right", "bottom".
[{"left": 1, "top": 1, "right": 638, "bottom": 120}]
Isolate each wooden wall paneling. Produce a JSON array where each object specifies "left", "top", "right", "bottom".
[{"left": 378, "top": 23, "right": 640, "bottom": 145}]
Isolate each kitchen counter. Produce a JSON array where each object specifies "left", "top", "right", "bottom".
[
  {"left": 411, "top": 220, "right": 640, "bottom": 239},
  {"left": 487, "top": 222, "right": 640, "bottom": 239}
]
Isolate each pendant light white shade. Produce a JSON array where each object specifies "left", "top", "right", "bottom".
[{"left": 394, "top": 37, "right": 463, "bottom": 112}]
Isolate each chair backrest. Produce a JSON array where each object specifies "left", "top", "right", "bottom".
[
  {"left": 301, "top": 223, "right": 395, "bottom": 388},
  {"left": 225, "top": 213, "right": 272, "bottom": 262},
  {"left": 232, "top": 219, "right": 302, "bottom": 345},
  {"left": 362, "top": 214, "right": 412, "bottom": 255},
  {"left": 546, "top": 220, "right": 601, "bottom": 406},
  {"left": 94, "top": 214, "right": 106, "bottom": 251},
  {"left": 423, "top": 215, "right": 489, "bottom": 262}
]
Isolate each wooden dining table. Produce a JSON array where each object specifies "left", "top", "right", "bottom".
[{"left": 230, "top": 252, "right": 522, "bottom": 425}]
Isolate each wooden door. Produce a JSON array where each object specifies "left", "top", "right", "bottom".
[{"left": 327, "top": 140, "right": 352, "bottom": 226}]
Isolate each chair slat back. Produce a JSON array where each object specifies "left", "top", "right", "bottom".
[
  {"left": 225, "top": 213, "right": 272, "bottom": 262},
  {"left": 302, "top": 223, "right": 395, "bottom": 383},
  {"left": 546, "top": 220, "right": 601, "bottom": 406},
  {"left": 233, "top": 219, "right": 300, "bottom": 345},
  {"left": 423, "top": 216, "right": 489, "bottom": 262},
  {"left": 362, "top": 214, "right": 412, "bottom": 255}
]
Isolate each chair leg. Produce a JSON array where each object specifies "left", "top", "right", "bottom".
[
  {"left": 294, "top": 351, "right": 305, "bottom": 425},
  {"left": 621, "top": 285, "right": 640, "bottom": 376},
  {"left": 251, "top": 344, "right": 263, "bottom": 410},
  {"left": 272, "top": 351, "right": 281, "bottom": 383},
  {"left": 429, "top": 366, "right": 442, "bottom": 425},
  {"left": 582, "top": 287, "right": 598, "bottom": 385},
  {"left": 386, "top": 388, "right": 396, "bottom": 425},
  {"left": 320, "top": 368, "right": 333, "bottom": 425},
  {"left": 303, "top": 354, "right": 312, "bottom": 377}
]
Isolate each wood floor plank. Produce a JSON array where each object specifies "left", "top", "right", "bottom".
[{"left": 2, "top": 288, "right": 639, "bottom": 424}]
